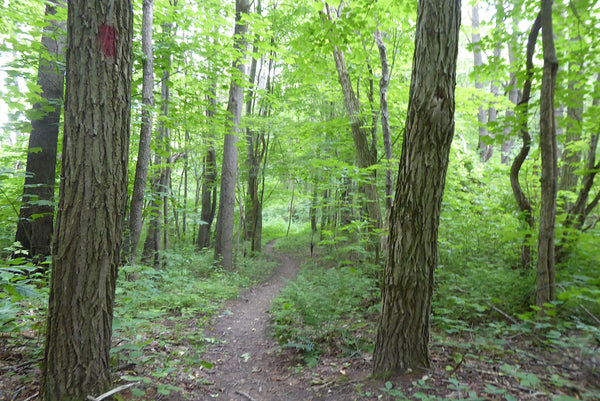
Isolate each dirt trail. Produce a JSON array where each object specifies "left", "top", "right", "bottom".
[{"left": 198, "top": 241, "right": 315, "bottom": 401}]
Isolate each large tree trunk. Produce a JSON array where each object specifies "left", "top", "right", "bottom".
[
  {"left": 127, "top": 0, "right": 154, "bottom": 263},
  {"left": 510, "top": 13, "right": 541, "bottom": 270},
  {"left": 537, "top": 0, "right": 559, "bottom": 311},
  {"left": 40, "top": 0, "right": 133, "bottom": 399},
  {"left": 15, "top": 0, "right": 65, "bottom": 259},
  {"left": 214, "top": 0, "right": 250, "bottom": 270},
  {"left": 373, "top": 0, "right": 460, "bottom": 375}
]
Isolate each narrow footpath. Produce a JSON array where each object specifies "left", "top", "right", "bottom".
[{"left": 198, "top": 241, "right": 313, "bottom": 401}]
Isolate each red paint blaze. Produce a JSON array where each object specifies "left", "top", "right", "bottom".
[{"left": 98, "top": 25, "right": 117, "bottom": 58}]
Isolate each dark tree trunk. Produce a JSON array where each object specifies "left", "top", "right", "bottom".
[
  {"left": 373, "top": 0, "right": 460, "bottom": 375},
  {"left": 196, "top": 82, "right": 218, "bottom": 250},
  {"left": 537, "top": 0, "right": 559, "bottom": 310},
  {"left": 127, "top": 0, "right": 154, "bottom": 263},
  {"left": 214, "top": 0, "right": 250, "bottom": 269},
  {"left": 510, "top": 13, "right": 541, "bottom": 270},
  {"left": 15, "top": 0, "right": 65, "bottom": 259},
  {"left": 40, "top": 0, "right": 133, "bottom": 399}
]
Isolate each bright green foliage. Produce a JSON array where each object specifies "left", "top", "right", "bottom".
[
  {"left": 270, "top": 248, "right": 379, "bottom": 365},
  {"left": 0, "top": 0, "right": 599, "bottom": 397}
]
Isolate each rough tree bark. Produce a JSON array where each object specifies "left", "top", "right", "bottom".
[
  {"left": 214, "top": 0, "right": 250, "bottom": 269},
  {"left": 15, "top": 0, "right": 65, "bottom": 259},
  {"left": 373, "top": 0, "right": 460, "bottom": 374},
  {"left": 40, "top": 0, "right": 133, "bottom": 399},
  {"left": 537, "top": 0, "right": 559, "bottom": 310},
  {"left": 510, "top": 13, "right": 540, "bottom": 270},
  {"left": 127, "top": 0, "right": 154, "bottom": 262}
]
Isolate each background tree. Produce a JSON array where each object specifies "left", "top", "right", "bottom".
[
  {"left": 127, "top": 0, "right": 155, "bottom": 262},
  {"left": 41, "top": 0, "right": 133, "bottom": 399},
  {"left": 214, "top": 0, "right": 250, "bottom": 269},
  {"left": 536, "top": 0, "right": 559, "bottom": 310},
  {"left": 510, "top": 13, "right": 540, "bottom": 270},
  {"left": 14, "top": 0, "right": 65, "bottom": 259},
  {"left": 374, "top": 0, "right": 460, "bottom": 374},
  {"left": 472, "top": 2, "right": 492, "bottom": 162}
]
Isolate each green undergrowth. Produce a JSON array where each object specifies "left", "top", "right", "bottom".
[
  {"left": 270, "top": 223, "right": 313, "bottom": 255},
  {"left": 111, "top": 244, "right": 278, "bottom": 395},
  {"left": 270, "top": 233, "right": 381, "bottom": 366}
]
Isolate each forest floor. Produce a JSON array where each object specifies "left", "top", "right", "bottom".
[{"left": 1, "top": 240, "right": 599, "bottom": 400}]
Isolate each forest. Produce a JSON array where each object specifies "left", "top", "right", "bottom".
[{"left": 0, "top": 0, "right": 599, "bottom": 400}]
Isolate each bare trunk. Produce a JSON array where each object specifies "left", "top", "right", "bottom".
[
  {"left": 214, "top": 0, "right": 250, "bottom": 270},
  {"left": 41, "top": 0, "right": 133, "bottom": 398},
  {"left": 127, "top": 0, "right": 154, "bottom": 262},
  {"left": 537, "top": 0, "right": 558, "bottom": 311},
  {"left": 142, "top": 53, "right": 170, "bottom": 268},
  {"left": 373, "top": 0, "right": 460, "bottom": 375},
  {"left": 196, "top": 82, "right": 218, "bottom": 249},
  {"left": 325, "top": 4, "right": 382, "bottom": 231},
  {"left": 15, "top": 0, "right": 65, "bottom": 259},
  {"left": 510, "top": 13, "right": 541, "bottom": 270},
  {"left": 473, "top": 2, "right": 492, "bottom": 162},
  {"left": 375, "top": 29, "right": 393, "bottom": 214}
]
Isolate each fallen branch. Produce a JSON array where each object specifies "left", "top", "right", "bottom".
[
  {"left": 22, "top": 392, "right": 39, "bottom": 401},
  {"left": 86, "top": 382, "right": 140, "bottom": 401},
  {"left": 579, "top": 305, "right": 600, "bottom": 326},
  {"left": 1, "top": 359, "right": 41, "bottom": 372},
  {"left": 235, "top": 390, "right": 260, "bottom": 401},
  {"left": 487, "top": 303, "right": 518, "bottom": 325}
]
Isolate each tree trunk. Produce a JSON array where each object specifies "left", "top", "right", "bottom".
[
  {"left": 537, "top": 0, "right": 558, "bottom": 311},
  {"left": 558, "top": 66, "right": 584, "bottom": 198},
  {"left": 510, "top": 13, "right": 541, "bottom": 270},
  {"left": 244, "top": 15, "right": 265, "bottom": 253},
  {"left": 501, "top": 38, "right": 519, "bottom": 165},
  {"left": 473, "top": 2, "right": 492, "bottom": 162},
  {"left": 127, "top": 0, "right": 154, "bottom": 263},
  {"left": 325, "top": 4, "right": 382, "bottom": 232},
  {"left": 142, "top": 20, "right": 172, "bottom": 268},
  {"left": 196, "top": 82, "right": 218, "bottom": 250},
  {"left": 373, "top": 0, "right": 460, "bottom": 375},
  {"left": 375, "top": 29, "right": 394, "bottom": 214},
  {"left": 556, "top": 75, "right": 600, "bottom": 261},
  {"left": 214, "top": 0, "right": 250, "bottom": 270},
  {"left": 40, "top": 0, "right": 133, "bottom": 398},
  {"left": 15, "top": 0, "right": 65, "bottom": 259}
]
